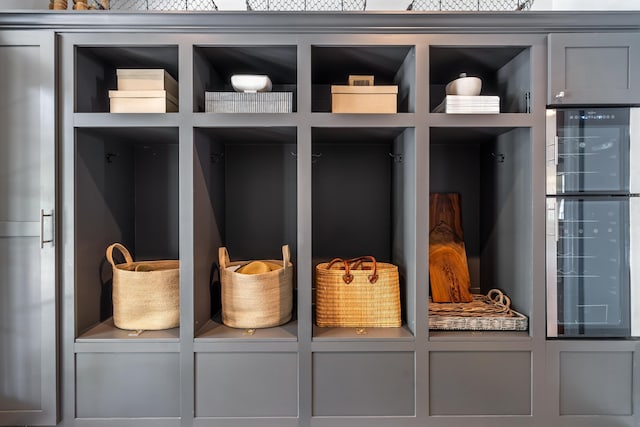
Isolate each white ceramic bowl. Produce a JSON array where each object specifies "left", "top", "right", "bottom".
[
  {"left": 445, "top": 74, "right": 482, "bottom": 96},
  {"left": 231, "top": 74, "right": 273, "bottom": 93}
]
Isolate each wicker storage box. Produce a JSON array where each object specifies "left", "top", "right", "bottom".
[
  {"left": 428, "top": 289, "right": 528, "bottom": 331},
  {"left": 106, "top": 243, "right": 180, "bottom": 331},
  {"left": 331, "top": 85, "right": 398, "bottom": 113},
  {"left": 315, "top": 256, "right": 401, "bottom": 327},
  {"left": 219, "top": 245, "right": 293, "bottom": 329}
]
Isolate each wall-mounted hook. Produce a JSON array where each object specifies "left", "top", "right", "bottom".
[
  {"left": 491, "top": 152, "right": 505, "bottom": 163},
  {"left": 210, "top": 152, "right": 224, "bottom": 163},
  {"left": 105, "top": 152, "right": 119, "bottom": 163},
  {"left": 389, "top": 153, "right": 403, "bottom": 163},
  {"left": 291, "top": 152, "right": 322, "bottom": 163}
]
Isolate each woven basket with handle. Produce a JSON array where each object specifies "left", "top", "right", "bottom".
[
  {"left": 219, "top": 245, "right": 293, "bottom": 329},
  {"left": 106, "top": 243, "right": 180, "bottom": 331},
  {"left": 315, "top": 256, "right": 401, "bottom": 328}
]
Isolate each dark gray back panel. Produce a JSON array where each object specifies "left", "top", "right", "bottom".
[
  {"left": 312, "top": 351, "right": 415, "bottom": 416},
  {"left": 195, "top": 352, "right": 298, "bottom": 417},
  {"left": 560, "top": 351, "right": 633, "bottom": 416},
  {"left": 134, "top": 143, "right": 180, "bottom": 260},
  {"left": 430, "top": 351, "right": 531, "bottom": 415},
  {"left": 225, "top": 143, "right": 297, "bottom": 260},
  {"left": 429, "top": 140, "right": 481, "bottom": 290},
  {"left": 312, "top": 141, "right": 392, "bottom": 261}
]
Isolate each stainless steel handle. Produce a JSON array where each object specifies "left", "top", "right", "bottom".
[
  {"left": 547, "top": 202, "right": 558, "bottom": 242},
  {"left": 630, "top": 108, "right": 640, "bottom": 194},
  {"left": 546, "top": 109, "right": 558, "bottom": 195},
  {"left": 40, "top": 209, "right": 53, "bottom": 248},
  {"left": 546, "top": 199, "right": 559, "bottom": 337},
  {"left": 554, "top": 90, "right": 565, "bottom": 100},
  {"left": 630, "top": 198, "right": 640, "bottom": 336}
]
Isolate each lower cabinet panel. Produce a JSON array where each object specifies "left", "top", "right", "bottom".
[
  {"left": 429, "top": 351, "right": 531, "bottom": 415},
  {"left": 312, "top": 352, "right": 415, "bottom": 416},
  {"left": 560, "top": 351, "right": 633, "bottom": 416},
  {"left": 195, "top": 352, "right": 298, "bottom": 417},
  {"left": 75, "top": 353, "right": 180, "bottom": 418}
]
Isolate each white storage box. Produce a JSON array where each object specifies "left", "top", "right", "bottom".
[
  {"left": 331, "top": 85, "right": 398, "bottom": 113},
  {"left": 109, "top": 90, "right": 178, "bottom": 113},
  {"left": 116, "top": 69, "right": 178, "bottom": 99},
  {"left": 433, "top": 95, "right": 500, "bottom": 114}
]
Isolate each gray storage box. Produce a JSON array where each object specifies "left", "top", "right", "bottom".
[{"left": 205, "top": 92, "right": 292, "bottom": 113}]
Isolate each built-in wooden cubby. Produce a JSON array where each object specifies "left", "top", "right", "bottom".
[
  {"left": 74, "top": 126, "right": 180, "bottom": 341},
  {"left": 311, "top": 45, "right": 416, "bottom": 113},
  {"left": 311, "top": 126, "right": 416, "bottom": 340},
  {"left": 75, "top": 45, "right": 179, "bottom": 113},
  {"left": 193, "top": 126, "right": 298, "bottom": 340},
  {"left": 428, "top": 126, "right": 532, "bottom": 338},
  {"left": 193, "top": 45, "right": 298, "bottom": 112},
  {"left": 429, "top": 46, "right": 531, "bottom": 114}
]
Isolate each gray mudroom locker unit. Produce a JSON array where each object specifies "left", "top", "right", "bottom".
[{"left": 1, "top": 9, "right": 640, "bottom": 427}]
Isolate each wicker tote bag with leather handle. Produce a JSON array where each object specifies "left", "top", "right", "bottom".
[{"left": 315, "top": 256, "right": 401, "bottom": 327}]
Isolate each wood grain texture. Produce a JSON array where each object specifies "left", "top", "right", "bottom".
[{"left": 429, "top": 193, "right": 473, "bottom": 303}]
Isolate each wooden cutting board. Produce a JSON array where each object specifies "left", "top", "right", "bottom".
[{"left": 429, "top": 193, "right": 473, "bottom": 303}]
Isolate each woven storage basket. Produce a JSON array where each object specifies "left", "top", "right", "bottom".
[
  {"left": 315, "top": 256, "right": 401, "bottom": 327},
  {"left": 429, "top": 289, "right": 528, "bottom": 331},
  {"left": 219, "top": 245, "right": 293, "bottom": 329},
  {"left": 106, "top": 243, "right": 180, "bottom": 331}
]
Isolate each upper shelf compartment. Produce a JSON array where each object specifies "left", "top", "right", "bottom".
[
  {"left": 429, "top": 46, "right": 531, "bottom": 114},
  {"left": 75, "top": 46, "right": 179, "bottom": 113},
  {"left": 193, "top": 45, "right": 298, "bottom": 113},
  {"left": 312, "top": 45, "right": 415, "bottom": 113}
]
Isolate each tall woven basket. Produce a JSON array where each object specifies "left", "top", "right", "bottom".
[
  {"left": 219, "top": 245, "right": 293, "bottom": 329},
  {"left": 315, "top": 256, "right": 401, "bottom": 327},
  {"left": 106, "top": 243, "right": 180, "bottom": 331}
]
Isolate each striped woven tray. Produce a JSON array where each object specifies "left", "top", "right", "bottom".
[{"left": 428, "top": 289, "right": 528, "bottom": 331}]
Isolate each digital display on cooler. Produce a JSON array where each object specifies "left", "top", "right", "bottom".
[{"left": 569, "top": 112, "right": 616, "bottom": 120}]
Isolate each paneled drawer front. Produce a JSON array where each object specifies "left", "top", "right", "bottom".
[
  {"left": 76, "top": 352, "right": 180, "bottom": 418},
  {"left": 429, "top": 351, "right": 531, "bottom": 415},
  {"left": 560, "top": 351, "right": 633, "bottom": 415},
  {"left": 195, "top": 352, "right": 298, "bottom": 417},
  {"left": 312, "top": 351, "right": 415, "bottom": 416}
]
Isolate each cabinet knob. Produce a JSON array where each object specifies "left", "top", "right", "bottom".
[{"left": 554, "top": 91, "right": 565, "bottom": 100}]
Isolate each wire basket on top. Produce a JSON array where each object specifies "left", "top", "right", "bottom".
[
  {"left": 407, "top": 0, "right": 534, "bottom": 11},
  {"left": 246, "top": 0, "right": 366, "bottom": 11},
  {"left": 109, "top": 0, "right": 218, "bottom": 10}
]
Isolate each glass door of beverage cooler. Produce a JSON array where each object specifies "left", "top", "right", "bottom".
[
  {"left": 546, "top": 197, "right": 635, "bottom": 337},
  {"left": 546, "top": 108, "right": 636, "bottom": 196}
]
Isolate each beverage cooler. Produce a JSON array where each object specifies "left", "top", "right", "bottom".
[{"left": 546, "top": 108, "right": 640, "bottom": 338}]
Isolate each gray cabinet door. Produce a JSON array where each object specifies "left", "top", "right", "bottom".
[
  {"left": 0, "top": 31, "right": 57, "bottom": 426},
  {"left": 548, "top": 33, "right": 640, "bottom": 105}
]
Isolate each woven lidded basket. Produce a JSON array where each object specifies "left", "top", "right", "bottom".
[
  {"left": 106, "top": 243, "right": 180, "bottom": 331},
  {"left": 315, "top": 256, "right": 401, "bottom": 327},
  {"left": 219, "top": 245, "right": 293, "bottom": 329}
]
